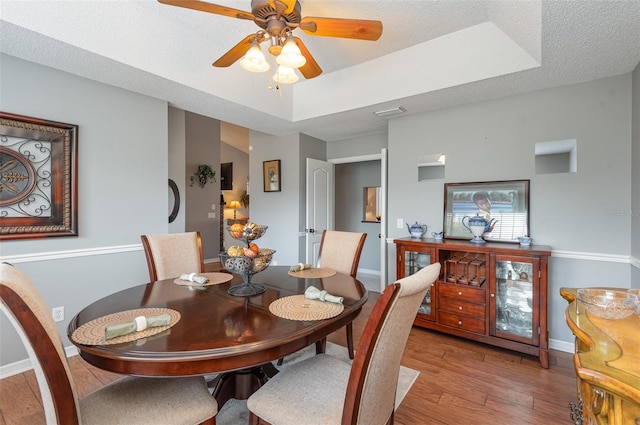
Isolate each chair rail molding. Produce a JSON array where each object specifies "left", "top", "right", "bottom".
[{"left": 0, "top": 245, "right": 142, "bottom": 264}]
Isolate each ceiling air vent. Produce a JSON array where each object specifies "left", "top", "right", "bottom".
[{"left": 374, "top": 106, "right": 406, "bottom": 117}]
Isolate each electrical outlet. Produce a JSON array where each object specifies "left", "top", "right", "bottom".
[
  {"left": 397, "top": 218, "right": 403, "bottom": 229},
  {"left": 52, "top": 306, "right": 64, "bottom": 323}
]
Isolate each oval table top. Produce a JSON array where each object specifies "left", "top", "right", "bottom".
[{"left": 67, "top": 266, "right": 368, "bottom": 376}]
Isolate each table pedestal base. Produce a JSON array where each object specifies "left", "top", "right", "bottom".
[{"left": 210, "top": 362, "right": 279, "bottom": 407}]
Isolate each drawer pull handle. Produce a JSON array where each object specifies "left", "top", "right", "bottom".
[
  {"left": 458, "top": 320, "right": 462, "bottom": 325},
  {"left": 458, "top": 306, "right": 463, "bottom": 310},
  {"left": 491, "top": 293, "right": 495, "bottom": 298},
  {"left": 458, "top": 291, "right": 462, "bottom": 296}
]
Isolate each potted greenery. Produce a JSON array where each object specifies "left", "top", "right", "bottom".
[
  {"left": 190, "top": 164, "right": 216, "bottom": 188},
  {"left": 240, "top": 190, "right": 249, "bottom": 208}
]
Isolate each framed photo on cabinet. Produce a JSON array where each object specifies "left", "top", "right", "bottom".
[{"left": 443, "top": 180, "right": 529, "bottom": 243}]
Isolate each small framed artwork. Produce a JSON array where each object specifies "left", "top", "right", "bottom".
[
  {"left": 263, "top": 159, "right": 281, "bottom": 192},
  {"left": 220, "top": 162, "right": 233, "bottom": 190},
  {"left": 443, "top": 180, "right": 529, "bottom": 243},
  {"left": 0, "top": 112, "right": 78, "bottom": 240}
]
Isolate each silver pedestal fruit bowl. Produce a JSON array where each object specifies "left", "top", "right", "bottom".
[
  {"left": 219, "top": 250, "right": 275, "bottom": 296},
  {"left": 222, "top": 222, "right": 274, "bottom": 297}
]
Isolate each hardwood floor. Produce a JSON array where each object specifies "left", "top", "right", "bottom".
[{"left": 0, "top": 288, "right": 577, "bottom": 425}]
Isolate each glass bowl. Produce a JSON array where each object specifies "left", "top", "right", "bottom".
[{"left": 577, "top": 289, "right": 638, "bottom": 319}]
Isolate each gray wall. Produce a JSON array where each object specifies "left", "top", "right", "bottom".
[
  {"left": 168, "top": 107, "right": 186, "bottom": 233},
  {"left": 184, "top": 112, "right": 221, "bottom": 260},
  {"left": 327, "top": 132, "right": 387, "bottom": 159},
  {"left": 0, "top": 54, "right": 168, "bottom": 365},
  {"left": 632, "top": 63, "right": 640, "bottom": 288},
  {"left": 335, "top": 161, "right": 381, "bottom": 271},
  {"left": 386, "top": 74, "right": 635, "bottom": 345},
  {"left": 248, "top": 131, "right": 303, "bottom": 265}
]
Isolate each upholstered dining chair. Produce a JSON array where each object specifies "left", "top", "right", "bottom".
[
  {"left": 141, "top": 231, "right": 204, "bottom": 281},
  {"left": 248, "top": 262, "right": 441, "bottom": 425},
  {"left": 317, "top": 230, "right": 367, "bottom": 359},
  {"left": 0, "top": 263, "right": 218, "bottom": 425}
]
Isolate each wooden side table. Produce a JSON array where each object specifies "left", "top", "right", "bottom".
[{"left": 560, "top": 287, "right": 640, "bottom": 425}]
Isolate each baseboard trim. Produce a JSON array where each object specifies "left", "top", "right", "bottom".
[
  {"left": 549, "top": 338, "right": 574, "bottom": 354},
  {"left": 0, "top": 345, "right": 79, "bottom": 379}
]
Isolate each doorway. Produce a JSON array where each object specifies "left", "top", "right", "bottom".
[{"left": 329, "top": 150, "right": 387, "bottom": 292}]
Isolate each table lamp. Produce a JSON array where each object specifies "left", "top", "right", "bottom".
[{"left": 228, "top": 200, "right": 241, "bottom": 219}]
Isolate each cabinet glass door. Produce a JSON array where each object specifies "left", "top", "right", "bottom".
[
  {"left": 405, "top": 250, "right": 434, "bottom": 318},
  {"left": 494, "top": 258, "right": 536, "bottom": 342}
]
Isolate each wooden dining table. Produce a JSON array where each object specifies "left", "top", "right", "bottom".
[{"left": 67, "top": 266, "right": 368, "bottom": 406}]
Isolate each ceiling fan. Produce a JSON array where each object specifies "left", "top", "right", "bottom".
[{"left": 158, "top": 0, "right": 383, "bottom": 82}]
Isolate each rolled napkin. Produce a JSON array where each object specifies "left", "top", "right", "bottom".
[
  {"left": 304, "top": 286, "right": 344, "bottom": 304},
  {"left": 289, "top": 263, "right": 312, "bottom": 272},
  {"left": 179, "top": 272, "right": 209, "bottom": 284},
  {"left": 105, "top": 313, "right": 171, "bottom": 340}
]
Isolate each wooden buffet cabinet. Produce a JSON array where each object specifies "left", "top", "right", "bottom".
[
  {"left": 394, "top": 237, "right": 551, "bottom": 368},
  {"left": 560, "top": 288, "right": 640, "bottom": 425}
]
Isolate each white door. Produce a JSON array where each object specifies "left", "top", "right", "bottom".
[
  {"left": 379, "top": 148, "right": 388, "bottom": 292},
  {"left": 305, "top": 158, "right": 334, "bottom": 265}
]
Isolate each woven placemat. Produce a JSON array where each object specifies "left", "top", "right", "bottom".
[
  {"left": 269, "top": 295, "right": 344, "bottom": 321},
  {"left": 173, "top": 272, "right": 233, "bottom": 286},
  {"left": 71, "top": 308, "right": 180, "bottom": 346},
  {"left": 287, "top": 267, "right": 337, "bottom": 279}
]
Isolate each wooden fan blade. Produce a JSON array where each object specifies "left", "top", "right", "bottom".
[
  {"left": 300, "top": 17, "right": 383, "bottom": 41},
  {"left": 269, "top": 0, "right": 296, "bottom": 15},
  {"left": 294, "top": 37, "right": 322, "bottom": 79},
  {"left": 212, "top": 34, "right": 255, "bottom": 67},
  {"left": 158, "top": 0, "right": 254, "bottom": 20}
]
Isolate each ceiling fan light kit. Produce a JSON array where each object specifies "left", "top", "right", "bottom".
[
  {"left": 158, "top": 0, "right": 383, "bottom": 84},
  {"left": 276, "top": 35, "right": 306, "bottom": 69},
  {"left": 273, "top": 65, "right": 299, "bottom": 84},
  {"left": 239, "top": 40, "right": 271, "bottom": 72}
]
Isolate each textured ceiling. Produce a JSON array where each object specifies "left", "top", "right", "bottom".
[{"left": 1, "top": 0, "right": 639, "bottom": 142}]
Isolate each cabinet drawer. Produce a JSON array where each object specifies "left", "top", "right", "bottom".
[
  {"left": 439, "top": 283, "right": 485, "bottom": 304},
  {"left": 438, "top": 311, "right": 485, "bottom": 334},
  {"left": 439, "top": 297, "right": 485, "bottom": 318}
]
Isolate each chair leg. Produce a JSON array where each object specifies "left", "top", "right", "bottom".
[
  {"left": 315, "top": 337, "right": 326, "bottom": 354},
  {"left": 276, "top": 357, "right": 284, "bottom": 366},
  {"left": 200, "top": 417, "right": 216, "bottom": 425},
  {"left": 346, "top": 322, "right": 354, "bottom": 359},
  {"left": 249, "top": 411, "right": 272, "bottom": 425}
]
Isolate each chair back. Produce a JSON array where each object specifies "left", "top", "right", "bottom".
[
  {"left": 342, "top": 262, "right": 441, "bottom": 425},
  {"left": 141, "top": 232, "right": 204, "bottom": 281},
  {"left": 0, "top": 263, "right": 81, "bottom": 424},
  {"left": 317, "top": 230, "right": 367, "bottom": 277}
]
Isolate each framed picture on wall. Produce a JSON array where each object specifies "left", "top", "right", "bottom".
[
  {"left": 0, "top": 112, "right": 78, "bottom": 240},
  {"left": 263, "top": 159, "right": 281, "bottom": 192},
  {"left": 220, "top": 162, "right": 233, "bottom": 190},
  {"left": 443, "top": 180, "right": 529, "bottom": 243}
]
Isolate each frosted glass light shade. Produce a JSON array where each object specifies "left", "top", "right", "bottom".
[
  {"left": 240, "top": 44, "right": 270, "bottom": 73},
  {"left": 272, "top": 65, "right": 299, "bottom": 84},
  {"left": 276, "top": 38, "right": 306, "bottom": 68}
]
